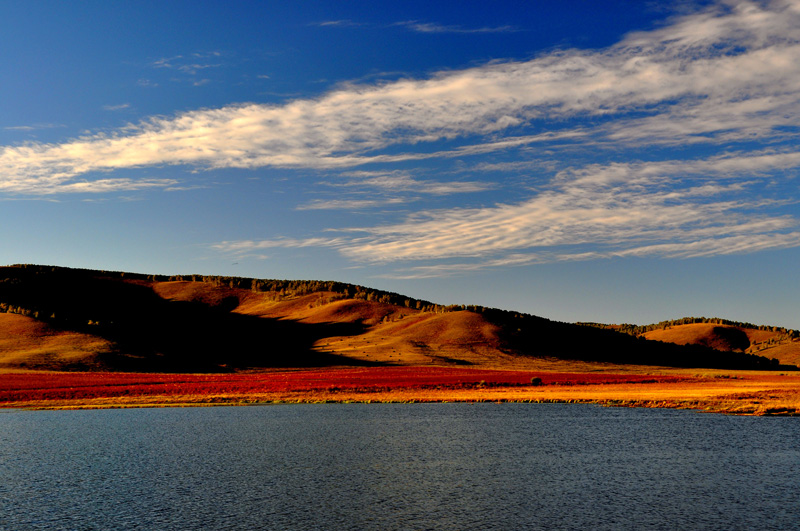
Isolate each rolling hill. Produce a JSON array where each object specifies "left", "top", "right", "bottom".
[
  {"left": 641, "top": 322, "right": 800, "bottom": 367},
  {"left": 0, "top": 264, "right": 793, "bottom": 372}
]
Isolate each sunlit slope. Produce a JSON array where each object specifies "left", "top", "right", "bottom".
[
  {"left": 643, "top": 323, "right": 800, "bottom": 367},
  {"left": 315, "top": 310, "right": 513, "bottom": 366},
  {"left": 154, "top": 281, "right": 508, "bottom": 366},
  {"left": 0, "top": 265, "right": 791, "bottom": 372},
  {"left": 644, "top": 323, "right": 751, "bottom": 351},
  {"left": 0, "top": 313, "right": 114, "bottom": 370}
]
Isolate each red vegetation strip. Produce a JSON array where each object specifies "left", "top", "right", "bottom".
[{"left": 0, "top": 368, "right": 687, "bottom": 403}]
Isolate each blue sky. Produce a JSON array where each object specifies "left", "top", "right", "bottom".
[{"left": 2, "top": 0, "right": 799, "bottom": 329}]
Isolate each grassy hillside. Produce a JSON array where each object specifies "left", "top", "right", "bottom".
[
  {"left": 0, "top": 264, "right": 791, "bottom": 372},
  {"left": 642, "top": 323, "right": 800, "bottom": 367},
  {"left": 0, "top": 313, "right": 114, "bottom": 370}
]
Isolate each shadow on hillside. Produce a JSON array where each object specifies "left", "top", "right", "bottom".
[
  {"left": 483, "top": 310, "right": 793, "bottom": 370},
  {"left": 0, "top": 267, "right": 377, "bottom": 372},
  {"left": 702, "top": 326, "right": 751, "bottom": 352},
  {"left": 96, "top": 297, "right": 376, "bottom": 372}
]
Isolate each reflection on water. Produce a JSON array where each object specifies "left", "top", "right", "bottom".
[{"left": 0, "top": 404, "right": 798, "bottom": 530}]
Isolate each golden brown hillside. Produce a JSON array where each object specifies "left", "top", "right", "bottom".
[
  {"left": 0, "top": 265, "right": 792, "bottom": 372},
  {"left": 643, "top": 323, "right": 800, "bottom": 366}
]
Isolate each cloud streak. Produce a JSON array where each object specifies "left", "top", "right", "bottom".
[
  {"left": 334, "top": 170, "right": 494, "bottom": 195},
  {"left": 102, "top": 103, "right": 131, "bottom": 111},
  {"left": 4, "top": 123, "right": 64, "bottom": 132},
  {"left": 296, "top": 198, "right": 408, "bottom": 211},
  {"left": 396, "top": 21, "right": 518, "bottom": 34}
]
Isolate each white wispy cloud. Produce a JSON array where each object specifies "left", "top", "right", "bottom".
[
  {"left": 338, "top": 146, "right": 800, "bottom": 265},
  {"left": 4, "top": 123, "right": 64, "bottom": 132},
  {"left": 152, "top": 55, "right": 183, "bottom": 68},
  {"left": 336, "top": 181, "right": 798, "bottom": 264},
  {"left": 312, "top": 19, "right": 515, "bottom": 33},
  {"left": 379, "top": 230, "right": 800, "bottom": 278},
  {"left": 0, "top": 176, "right": 179, "bottom": 195},
  {"left": 395, "top": 21, "right": 518, "bottom": 34},
  {"left": 212, "top": 237, "right": 349, "bottom": 253},
  {"left": 295, "top": 171, "right": 495, "bottom": 211},
  {"left": 150, "top": 52, "right": 224, "bottom": 78},
  {"left": 311, "top": 20, "right": 363, "bottom": 27},
  {"left": 296, "top": 198, "right": 408, "bottom": 210},
  {"left": 335, "top": 170, "right": 494, "bottom": 195}
]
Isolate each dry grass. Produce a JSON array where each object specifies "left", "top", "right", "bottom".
[
  {"left": 643, "top": 323, "right": 800, "bottom": 366},
  {"left": 313, "top": 311, "right": 511, "bottom": 366},
  {"left": 0, "top": 314, "right": 113, "bottom": 370},
  {"left": 756, "top": 342, "right": 800, "bottom": 367},
  {"left": 644, "top": 323, "right": 750, "bottom": 351}
]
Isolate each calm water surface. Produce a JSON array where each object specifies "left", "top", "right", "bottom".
[{"left": 0, "top": 403, "right": 797, "bottom": 530}]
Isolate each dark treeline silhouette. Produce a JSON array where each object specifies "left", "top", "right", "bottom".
[
  {"left": 1, "top": 264, "right": 493, "bottom": 316},
  {"left": 579, "top": 316, "right": 800, "bottom": 339},
  {"left": 1, "top": 264, "right": 794, "bottom": 371}
]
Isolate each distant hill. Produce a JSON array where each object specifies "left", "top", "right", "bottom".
[
  {"left": 580, "top": 317, "right": 800, "bottom": 368},
  {"left": 0, "top": 264, "right": 792, "bottom": 372},
  {"left": 641, "top": 322, "right": 800, "bottom": 367}
]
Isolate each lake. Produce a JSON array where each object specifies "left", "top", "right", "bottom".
[{"left": 1, "top": 403, "right": 798, "bottom": 530}]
